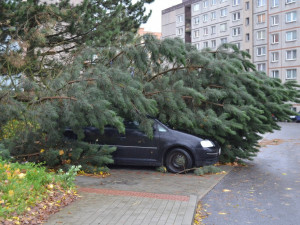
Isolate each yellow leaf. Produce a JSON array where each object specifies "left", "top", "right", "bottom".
[
  {"left": 47, "top": 184, "right": 54, "bottom": 189},
  {"left": 18, "top": 173, "right": 26, "bottom": 179},
  {"left": 218, "top": 212, "right": 227, "bottom": 215},
  {"left": 286, "top": 188, "right": 292, "bottom": 190},
  {"left": 222, "top": 189, "right": 231, "bottom": 192},
  {"left": 59, "top": 150, "right": 64, "bottom": 155},
  {"left": 40, "top": 149, "right": 45, "bottom": 153},
  {"left": 13, "top": 169, "right": 20, "bottom": 175},
  {"left": 8, "top": 190, "right": 14, "bottom": 196},
  {"left": 282, "top": 173, "right": 287, "bottom": 175},
  {"left": 0, "top": 199, "right": 4, "bottom": 204}
]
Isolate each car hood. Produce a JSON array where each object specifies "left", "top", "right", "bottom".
[{"left": 168, "top": 129, "right": 204, "bottom": 142}]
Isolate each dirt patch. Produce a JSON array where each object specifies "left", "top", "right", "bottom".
[
  {"left": 259, "top": 139, "right": 285, "bottom": 146},
  {"left": 259, "top": 138, "right": 300, "bottom": 147}
]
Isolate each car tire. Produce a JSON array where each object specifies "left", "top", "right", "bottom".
[{"left": 165, "top": 148, "right": 193, "bottom": 173}]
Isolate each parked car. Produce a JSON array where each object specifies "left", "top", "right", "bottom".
[
  {"left": 295, "top": 113, "right": 300, "bottom": 123},
  {"left": 290, "top": 112, "right": 300, "bottom": 122},
  {"left": 64, "top": 119, "right": 221, "bottom": 173}
]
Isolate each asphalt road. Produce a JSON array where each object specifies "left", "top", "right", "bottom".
[{"left": 202, "top": 122, "right": 300, "bottom": 225}]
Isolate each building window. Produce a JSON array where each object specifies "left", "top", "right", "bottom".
[
  {"left": 212, "top": 0, "right": 217, "bottom": 5},
  {"left": 194, "top": 30, "right": 200, "bottom": 38},
  {"left": 257, "top": 47, "right": 266, "bottom": 56},
  {"left": 286, "top": 0, "right": 296, "bottom": 4},
  {"left": 271, "top": 0, "right": 279, "bottom": 7},
  {"left": 221, "top": 8, "right": 227, "bottom": 17},
  {"left": 286, "top": 11, "right": 297, "bottom": 23},
  {"left": 246, "top": 33, "right": 250, "bottom": 41},
  {"left": 193, "top": 17, "right": 200, "bottom": 25},
  {"left": 232, "top": 27, "right": 241, "bottom": 36},
  {"left": 257, "top": 0, "right": 266, "bottom": 7},
  {"left": 233, "top": 0, "right": 240, "bottom": 6},
  {"left": 257, "top": 63, "right": 266, "bottom": 72},
  {"left": 235, "top": 43, "right": 240, "bottom": 49},
  {"left": 196, "top": 43, "right": 200, "bottom": 50},
  {"left": 286, "top": 69, "right": 297, "bottom": 79},
  {"left": 286, "top": 50, "right": 297, "bottom": 60},
  {"left": 177, "top": 28, "right": 183, "bottom": 36},
  {"left": 194, "top": 3, "right": 200, "bottom": 11},
  {"left": 211, "top": 11, "right": 216, "bottom": 20},
  {"left": 220, "top": 23, "right": 227, "bottom": 32},
  {"left": 257, "top": 14, "right": 266, "bottom": 23},
  {"left": 204, "top": 0, "right": 209, "bottom": 8},
  {"left": 271, "top": 33, "right": 279, "bottom": 44},
  {"left": 245, "top": 1, "right": 250, "bottom": 10},
  {"left": 271, "top": 15, "right": 279, "bottom": 26},
  {"left": 271, "top": 70, "right": 279, "bottom": 78},
  {"left": 211, "top": 26, "right": 216, "bottom": 34},
  {"left": 177, "top": 15, "right": 184, "bottom": 23},
  {"left": 245, "top": 17, "right": 250, "bottom": 25},
  {"left": 203, "top": 42, "right": 209, "bottom": 48},
  {"left": 220, "top": 0, "right": 227, "bottom": 2},
  {"left": 257, "top": 30, "right": 266, "bottom": 40},
  {"left": 203, "top": 14, "right": 208, "bottom": 22},
  {"left": 204, "top": 27, "right": 208, "bottom": 35},
  {"left": 211, "top": 40, "right": 216, "bottom": 48},
  {"left": 286, "top": 30, "right": 297, "bottom": 41},
  {"left": 271, "top": 52, "right": 279, "bottom": 62},
  {"left": 233, "top": 12, "right": 241, "bottom": 21},
  {"left": 221, "top": 38, "right": 227, "bottom": 43}
]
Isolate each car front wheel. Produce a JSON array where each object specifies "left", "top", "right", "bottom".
[{"left": 165, "top": 148, "right": 193, "bottom": 173}]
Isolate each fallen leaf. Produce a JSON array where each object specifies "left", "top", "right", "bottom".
[
  {"left": 285, "top": 188, "right": 292, "bottom": 190},
  {"left": 222, "top": 189, "right": 231, "bottom": 192},
  {"left": 218, "top": 212, "right": 227, "bottom": 215},
  {"left": 282, "top": 173, "right": 287, "bottom": 175}
]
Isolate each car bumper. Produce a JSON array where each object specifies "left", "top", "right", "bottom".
[{"left": 195, "top": 147, "right": 221, "bottom": 167}]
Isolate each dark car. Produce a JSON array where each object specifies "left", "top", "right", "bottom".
[
  {"left": 296, "top": 113, "right": 300, "bottom": 123},
  {"left": 65, "top": 119, "right": 221, "bottom": 173}
]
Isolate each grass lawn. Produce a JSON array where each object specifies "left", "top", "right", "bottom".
[{"left": 0, "top": 158, "right": 79, "bottom": 224}]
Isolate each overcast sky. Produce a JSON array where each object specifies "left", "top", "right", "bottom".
[{"left": 138, "top": 0, "right": 182, "bottom": 32}]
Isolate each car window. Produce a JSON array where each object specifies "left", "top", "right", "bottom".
[
  {"left": 124, "top": 121, "right": 139, "bottom": 129},
  {"left": 157, "top": 124, "right": 167, "bottom": 132}
]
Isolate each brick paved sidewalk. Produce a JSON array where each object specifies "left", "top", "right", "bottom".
[
  {"left": 45, "top": 189, "right": 197, "bottom": 225},
  {"left": 45, "top": 166, "right": 232, "bottom": 225}
]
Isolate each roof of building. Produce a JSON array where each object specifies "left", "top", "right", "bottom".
[{"left": 162, "top": 0, "right": 201, "bottom": 14}]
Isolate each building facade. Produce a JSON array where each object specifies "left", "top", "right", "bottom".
[{"left": 162, "top": 0, "right": 300, "bottom": 111}]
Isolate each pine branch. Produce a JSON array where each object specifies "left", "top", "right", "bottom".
[
  {"left": 14, "top": 152, "right": 40, "bottom": 158},
  {"left": 106, "top": 42, "right": 145, "bottom": 66},
  {"left": 209, "top": 84, "right": 223, "bottom": 89},
  {"left": 182, "top": 96, "right": 224, "bottom": 107},
  {"left": 144, "top": 90, "right": 175, "bottom": 97},
  {"left": 147, "top": 65, "right": 204, "bottom": 82},
  {"left": 56, "top": 78, "right": 97, "bottom": 92},
  {"left": 30, "top": 96, "right": 77, "bottom": 105}
]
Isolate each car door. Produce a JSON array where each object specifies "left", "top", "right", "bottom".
[{"left": 113, "top": 121, "right": 160, "bottom": 165}]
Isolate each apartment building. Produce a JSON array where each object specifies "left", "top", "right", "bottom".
[{"left": 162, "top": 0, "right": 300, "bottom": 110}]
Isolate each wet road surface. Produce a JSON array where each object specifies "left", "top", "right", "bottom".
[{"left": 202, "top": 122, "right": 300, "bottom": 225}]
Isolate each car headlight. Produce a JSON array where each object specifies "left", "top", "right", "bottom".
[{"left": 200, "top": 140, "right": 215, "bottom": 148}]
